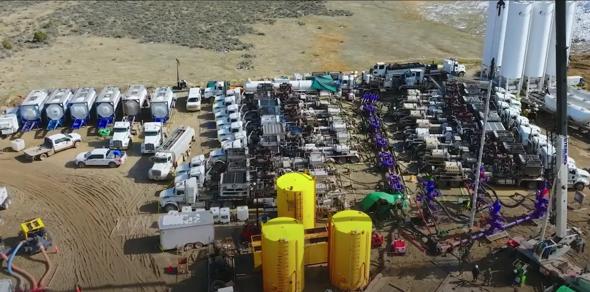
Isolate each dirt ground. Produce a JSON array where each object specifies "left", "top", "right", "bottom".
[{"left": 0, "top": 1, "right": 589, "bottom": 292}]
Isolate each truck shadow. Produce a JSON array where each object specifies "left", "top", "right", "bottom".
[
  {"left": 126, "top": 156, "right": 155, "bottom": 183},
  {"left": 140, "top": 200, "right": 160, "bottom": 213},
  {"left": 14, "top": 154, "right": 33, "bottom": 163},
  {"left": 123, "top": 235, "right": 160, "bottom": 255}
]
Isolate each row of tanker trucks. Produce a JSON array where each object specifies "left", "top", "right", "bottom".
[{"left": 4, "top": 85, "right": 176, "bottom": 134}]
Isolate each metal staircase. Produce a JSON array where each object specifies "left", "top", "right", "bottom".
[
  {"left": 46, "top": 119, "right": 61, "bottom": 131},
  {"left": 71, "top": 118, "right": 86, "bottom": 130},
  {"left": 20, "top": 120, "right": 38, "bottom": 132}
]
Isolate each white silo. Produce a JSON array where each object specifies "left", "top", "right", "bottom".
[
  {"left": 481, "top": 0, "right": 510, "bottom": 79},
  {"left": 500, "top": 1, "right": 532, "bottom": 89},
  {"left": 482, "top": 3, "right": 499, "bottom": 69},
  {"left": 493, "top": 0, "right": 510, "bottom": 72},
  {"left": 545, "top": 1, "right": 577, "bottom": 83},
  {"left": 523, "top": 1, "right": 554, "bottom": 91}
]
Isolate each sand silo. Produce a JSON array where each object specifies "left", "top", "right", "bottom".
[
  {"left": 329, "top": 210, "right": 372, "bottom": 291},
  {"left": 545, "top": 1, "right": 577, "bottom": 84},
  {"left": 276, "top": 172, "right": 316, "bottom": 229},
  {"left": 523, "top": 1, "right": 554, "bottom": 91},
  {"left": 261, "top": 217, "right": 305, "bottom": 292},
  {"left": 500, "top": 1, "right": 532, "bottom": 90},
  {"left": 481, "top": 0, "right": 510, "bottom": 78}
]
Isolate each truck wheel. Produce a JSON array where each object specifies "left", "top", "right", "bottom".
[
  {"left": 458, "top": 72, "right": 465, "bottom": 77},
  {"left": 74, "top": 141, "right": 80, "bottom": 148},
  {"left": 183, "top": 243, "right": 194, "bottom": 251},
  {"left": 39, "top": 154, "right": 48, "bottom": 161},
  {"left": 164, "top": 204, "right": 178, "bottom": 212},
  {"left": 574, "top": 182, "right": 585, "bottom": 191},
  {"left": 108, "top": 162, "right": 117, "bottom": 168},
  {"left": 77, "top": 162, "right": 85, "bottom": 168}
]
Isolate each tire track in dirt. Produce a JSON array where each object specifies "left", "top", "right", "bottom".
[{"left": 0, "top": 160, "right": 165, "bottom": 291}]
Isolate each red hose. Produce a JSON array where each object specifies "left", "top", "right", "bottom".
[
  {"left": 37, "top": 244, "right": 53, "bottom": 289},
  {"left": 0, "top": 252, "right": 38, "bottom": 291}
]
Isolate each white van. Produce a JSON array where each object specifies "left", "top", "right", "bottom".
[{"left": 186, "top": 88, "right": 202, "bottom": 111}]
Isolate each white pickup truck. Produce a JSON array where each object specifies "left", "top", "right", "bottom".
[
  {"left": 109, "top": 121, "right": 132, "bottom": 150},
  {"left": 24, "top": 133, "right": 81, "bottom": 161},
  {"left": 148, "top": 126, "right": 195, "bottom": 180},
  {"left": 75, "top": 148, "right": 127, "bottom": 168},
  {"left": 141, "top": 122, "right": 165, "bottom": 154}
]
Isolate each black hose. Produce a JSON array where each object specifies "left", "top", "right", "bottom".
[
  {"left": 481, "top": 183, "right": 528, "bottom": 208},
  {"left": 432, "top": 199, "right": 470, "bottom": 223}
]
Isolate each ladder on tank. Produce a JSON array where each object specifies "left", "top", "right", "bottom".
[
  {"left": 71, "top": 118, "right": 86, "bottom": 130},
  {"left": 160, "top": 127, "right": 185, "bottom": 149},
  {"left": 46, "top": 119, "right": 61, "bottom": 131},
  {"left": 20, "top": 120, "right": 38, "bottom": 132},
  {"left": 277, "top": 239, "right": 291, "bottom": 291}
]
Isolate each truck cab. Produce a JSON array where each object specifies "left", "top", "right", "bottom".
[
  {"left": 159, "top": 177, "right": 198, "bottom": 212},
  {"left": 442, "top": 58, "right": 466, "bottom": 77},
  {"left": 109, "top": 121, "right": 132, "bottom": 150},
  {"left": 568, "top": 166, "right": 590, "bottom": 191},
  {"left": 141, "top": 122, "right": 164, "bottom": 154},
  {"left": 371, "top": 62, "right": 387, "bottom": 77},
  {"left": 149, "top": 152, "right": 176, "bottom": 180}
]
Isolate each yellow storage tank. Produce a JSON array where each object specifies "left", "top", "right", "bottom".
[
  {"left": 262, "top": 217, "right": 305, "bottom": 292},
  {"left": 329, "top": 210, "right": 372, "bottom": 290},
  {"left": 276, "top": 172, "right": 315, "bottom": 229}
]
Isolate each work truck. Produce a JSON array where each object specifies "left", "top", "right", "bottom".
[
  {"left": 148, "top": 126, "right": 195, "bottom": 180},
  {"left": 141, "top": 122, "right": 165, "bottom": 154},
  {"left": 24, "top": 133, "right": 81, "bottom": 161},
  {"left": 109, "top": 121, "right": 133, "bottom": 150},
  {"left": 159, "top": 176, "right": 201, "bottom": 212}
]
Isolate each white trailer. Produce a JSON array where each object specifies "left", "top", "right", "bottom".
[
  {"left": 122, "top": 85, "right": 148, "bottom": 117},
  {"left": 150, "top": 87, "right": 175, "bottom": 123},
  {"left": 69, "top": 87, "right": 97, "bottom": 129},
  {"left": 19, "top": 89, "right": 49, "bottom": 132},
  {"left": 158, "top": 210, "right": 214, "bottom": 250},
  {"left": 95, "top": 86, "right": 122, "bottom": 129},
  {"left": 148, "top": 126, "right": 195, "bottom": 180},
  {"left": 44, "top": 88, "right": 73, "bottom": 130},
  {"left": 0, "top": 108, "right": 19, "bottom": 137}
]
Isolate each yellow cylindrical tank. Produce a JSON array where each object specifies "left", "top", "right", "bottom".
[
  {"left": 262, "top": 217, "right": 305, "bottom": 292},
  {"left": 329, "top": 210, "right": 372, "bottom": 290},
  {"left": 276, "top": 172, "right": 316, "bottom": 229}
]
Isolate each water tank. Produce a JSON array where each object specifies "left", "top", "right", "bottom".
[
  {"left": 524, "top": 2, "right": 554, "bottom": 78},
  {"left": 501, "top": 1, "right": 532, "bottom": 80},
  {"left": 276, "top": 172, "right": 316, "bottom": 229},
  {"left": 261, "top": 217, "right": 304, "bottom": 292},
  {"left": 545, "top": 1, "right": 577, "bottom": 78},
  {"left": 329, "top": 210, "right": 372, "bottom": 291}
]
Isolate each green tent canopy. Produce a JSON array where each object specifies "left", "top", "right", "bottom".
[{"left": 311, "top": 74, "right": 337, "bottom": 93}]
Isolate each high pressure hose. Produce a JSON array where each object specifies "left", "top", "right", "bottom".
[
  {"left": 37, "top": 243, "right": 53, "bottom": 289},
  {"left": 481, "top": 183, "right": 529, "bottom": 208},
  {"left": 0, "top": 253, "right": 25, "bottom": 291},
  {"left": 2, "top": 247, "right": 38, "bottom": 291}
]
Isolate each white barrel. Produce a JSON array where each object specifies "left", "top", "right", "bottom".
[
  {"left": 20, "top": 106, "right": 40, "bottom": 121},
  {"left": 70, "top": 103, "right": 90, "bottom": 120},
  {"left": 96, "top": 103, "right": 115, "bottom": 118},
  {"left": 501, "top": 1, "right": 532, "bottom": 80},
  {"left": 545, "top": 1, "right": 577, "bottom": 77},
  {"left": 524, "top": 1, "right": 554, "bottom": 78},
  {"left": 151, "top": 103, "right": 169, "bottom": 119},
  {"left": 45, "top": 104, "right": 65, "bottom": 120},
  {"left": 11, "top": 139, "right": 25, "bottom": 151}
]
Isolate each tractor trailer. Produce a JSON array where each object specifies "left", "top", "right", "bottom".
[{"left": 148, "top": 126, "right": 195, "bottom": 180}]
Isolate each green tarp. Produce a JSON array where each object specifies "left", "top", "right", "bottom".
[
  {"left": 206, "top": 81, "right": 217, "bottom": 89},
  {"left": 311, "top": 74, "right": 337, "bottom": 93},
  {"left": 360, "top": 192, "right": 405, "bottom": 211},
  {"left": 556, "top": 286, "right": 575, "bottom": 292}
]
